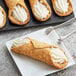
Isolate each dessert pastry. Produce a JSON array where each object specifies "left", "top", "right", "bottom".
[
  {"left": 5, "top": 0, "right": 30, "bottom": 25},
  {"left": 29, "top": 0, "right": 52, "bottom": 21},
  {"left": 11, "top": 37, "right": 68, "bottom": 69},
  {"left": 52, "top": 0, "right": 73, "bottom": 16},
  {"left": 0, "top": 6, "right": 6, "bottom": 29}
]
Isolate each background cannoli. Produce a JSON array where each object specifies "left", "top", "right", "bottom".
[
  {"left": 0, "top": 6, "right": 6, "bottom": 29},
  {"left": 29, "top": 0, "right": 52, "bottom": 21},
  {"left": 5, "top": 0, "right": 30, "bottom": 25},
  {"left": 52, "top": 0, "right": 73, "bottom": 16}
]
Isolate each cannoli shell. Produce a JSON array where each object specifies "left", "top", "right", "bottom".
[
  {"left": 52, "top": 0, "right": 73, "bottom": 16},
  {"left": 11, "top": 38, "right": 68, "bottom": 69},
  {"left": 0, "top": 6, "right": 6, "bottom": 29},
  {"left": 5, "top": 0, "right": 30, "bottom": 25},
  {"left": 29, "top": 0, "right": 52, "bottom": 21}
]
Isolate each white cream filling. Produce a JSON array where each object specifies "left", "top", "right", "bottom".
[
  {"left": 55, "top": 0, "right": 69, "bottom": 13},
  {"left": 13, "top": 5, "right": 27, "bottom": 22},
  {"left": 34, "top": 1, "right": 49, "bottom": 19},
  {"left": 50, "top": 48, "right": 67, "bottom": 63},
  {"left": 13, "top": 38, "right": 30, "bottom": 47},
  {"left": 0, "top": 10, "right": 4, "bottom": 26}
]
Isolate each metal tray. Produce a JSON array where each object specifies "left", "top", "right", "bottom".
[{"left": 0, "top": 0, "right": 74, "bottom": 31}]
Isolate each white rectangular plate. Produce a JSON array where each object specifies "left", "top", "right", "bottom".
[{"left": 6, "top": 28, "right": 75, "bottom": 76}]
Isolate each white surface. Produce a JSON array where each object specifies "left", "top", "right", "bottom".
[{"left": 6, "top": 28, "right": 75, "bottom": 76}]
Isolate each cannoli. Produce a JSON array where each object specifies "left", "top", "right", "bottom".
[
  {"left": 0, "top": 6, "right": 6, "bottom": 29},
  {"left": 29, "top": 0, "right": 52, "bottom": 21},
  {"left": 52, "top": 0, "right": 73, "bottom": 16},
  {"left": 11, "top": 37, "right": 68, "bottom": 69},
  {"left": 5, "top": 0, "right": 30, "bottom": 25}
]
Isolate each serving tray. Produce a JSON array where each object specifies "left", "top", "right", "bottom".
[{"left": 0, "top": 0, "right": 74, "bottom": 31}]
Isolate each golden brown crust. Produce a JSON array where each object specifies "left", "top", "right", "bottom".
[
  {"left": 29, "top": 0, "right": 52, "bottom": 21},
  {"left": 0, "top": 6, "right": 6, "bottom": 29},
  {"left": 52, "top": 0, "right": 73, "bottom": 16},
  {"left": 5, "top": 0, "right": 30, "bottom": 25},
  {"left": 11, "top": 37, "right": 68, "bottom": 69}
]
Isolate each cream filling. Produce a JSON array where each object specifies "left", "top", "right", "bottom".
[
  {"left": 13, "top": 5, "right": 27, "bottom": 22},
  {"left": 0, "top": 10, "right": 4, "bottom": 26},
  {"left": 13, "top": 38, "right": 30, "bottom": 47},
  {"left": 55, "top": 0, "right": 69, "bottom": 13},
  {"left": 34, "top": 1, "right": 49, "bottom": 19},
  {"left": 50, "top": 48, "right": 67, "bottom": 63}
]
